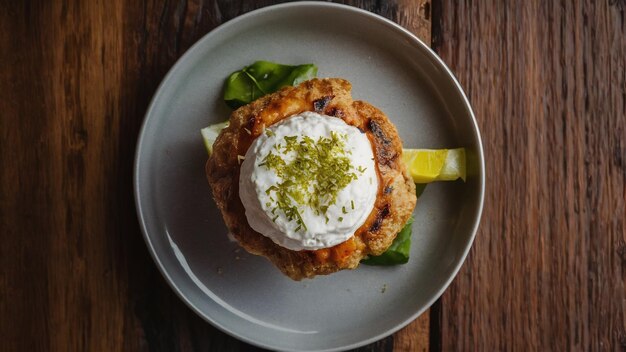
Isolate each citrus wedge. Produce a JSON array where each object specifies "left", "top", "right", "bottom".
[
  {"left": 200, "top": 121, "right": 229, "bottom": 155},
  {"left": 402, "top": 148, "right": 466, "bottom": 183},
  {"left": 438, "top": 148, "right": 466, "bottom": 181}
]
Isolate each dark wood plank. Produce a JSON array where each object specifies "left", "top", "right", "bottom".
[
  {"left": 0, "top": 1, "right": 251, "bottom": 351},
  {"left": 0, "top": 0, "right": 431, "bottom": 351},
  {"left": 434, "top": 0, "right": 626, "bottom": 350}
]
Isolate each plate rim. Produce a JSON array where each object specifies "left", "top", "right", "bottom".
[{"left": 134, "top": 2, "right": 485, "bottom": 351}]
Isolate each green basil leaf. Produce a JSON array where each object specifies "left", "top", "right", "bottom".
[
  {"left": 415, "top": 183, "right": 428, "bottom": 198},
  {"left": 224, "top": 61, "right": 318, "bottom": 109}
]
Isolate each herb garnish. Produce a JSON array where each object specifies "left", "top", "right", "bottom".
[{"left": 259, "top": 132, "right": 364, "bottom": 230}]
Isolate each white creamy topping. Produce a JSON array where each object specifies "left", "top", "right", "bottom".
[{"left": 239, "top": 112, "right": 378, "bottom": 251}]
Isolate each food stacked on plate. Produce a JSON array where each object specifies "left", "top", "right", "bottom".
[{"left": 203, "top": 62, "right": 465, "bottom": 280}]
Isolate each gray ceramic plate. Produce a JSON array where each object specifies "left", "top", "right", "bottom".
[{"left": 134, "top": 2, "right": 484, "bottom": 351}]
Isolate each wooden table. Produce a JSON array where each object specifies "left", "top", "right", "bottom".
[{"left": 2, "top": 0, "right": 624, "bottom": 351}]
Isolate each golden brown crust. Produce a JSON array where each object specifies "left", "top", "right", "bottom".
[{"left": 206, "top": 78, "right": 416, "bottom": 280}]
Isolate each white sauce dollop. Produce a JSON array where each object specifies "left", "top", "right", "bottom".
[{"left": 239, "top": 112, "right": 378, "bottom": 251}]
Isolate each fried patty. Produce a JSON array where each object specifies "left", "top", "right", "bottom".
[{"left": 206, "top": 78, "right": 416, "bottom": 280}]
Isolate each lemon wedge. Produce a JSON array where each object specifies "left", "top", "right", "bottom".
[
  {"left": 437, "top": 148, "right": 467, "bottom": 182},
  {"left": 402, "top": 148, "right": 466, "bottom": 183},
  {"left": 201, "top": 121, "right": 229, "bottom": 155},
  {"left": 201, "top": 122, "right": 466, "bottom": 183}
]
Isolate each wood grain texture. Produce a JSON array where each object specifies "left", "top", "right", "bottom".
[
  {"left": 0, "top": 1, "right": 431, "bottom": 351},
  {"left": 433, "top": 0, "right": 626, "bottom": 350}
]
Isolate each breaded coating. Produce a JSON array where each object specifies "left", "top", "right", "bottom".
[{"left": 206, "top": 78, "right": 416, "bottom": 280}]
